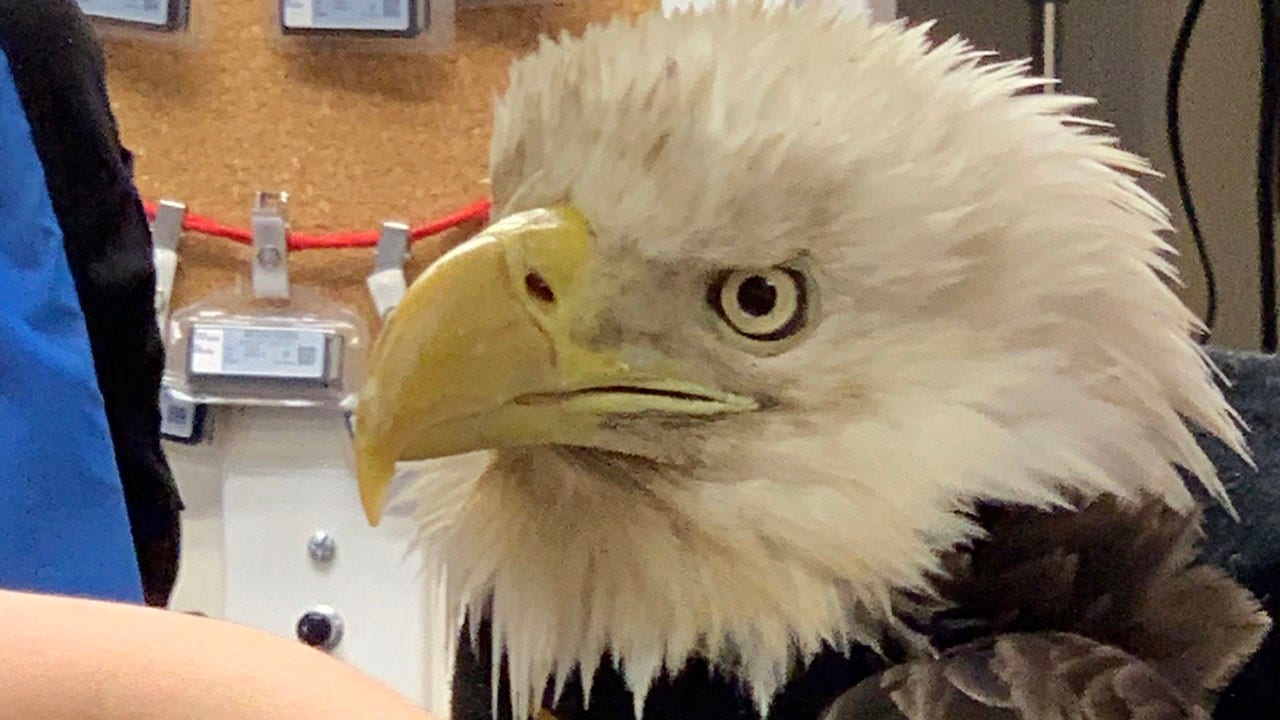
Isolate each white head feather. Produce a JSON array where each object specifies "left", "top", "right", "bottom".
[{"left": 406, "top": 2, "right": 1248, "bottom": 716}]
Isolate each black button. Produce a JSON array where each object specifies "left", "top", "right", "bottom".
[{"left": 296, "top": 611, "right": 335, "bottom": 648}]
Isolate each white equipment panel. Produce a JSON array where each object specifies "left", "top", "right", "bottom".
[{"left": 167, "top": 406, "right": 453, "bottom": 715}]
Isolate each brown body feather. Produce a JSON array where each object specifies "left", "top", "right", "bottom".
[
  {"left": 824, "top": 633, "right": 1209, "bottom": 720},
  {"left": 825, "top": 495, "right": 1272, "bottom": 719}
]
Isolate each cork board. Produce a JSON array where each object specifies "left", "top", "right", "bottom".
[{"left": 102, "top": 0, "right": 653, "bottom": 328}]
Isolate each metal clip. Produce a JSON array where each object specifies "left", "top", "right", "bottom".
[
  {"left": 152, "top": 199, "right": 186, "bottom": 337},
  {"left": 252, "top": 192, "right": 290, "bottom": 300},
  {"left": 366, "top": 221, "right": 410, "bottom": 320}
]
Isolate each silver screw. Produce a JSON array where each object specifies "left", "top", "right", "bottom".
[
  {"left": 257, "top": 246, "right": 283, "bottom": 269},
  {"left": 307, "top": 530, "right": 336, "bottom": 564}
]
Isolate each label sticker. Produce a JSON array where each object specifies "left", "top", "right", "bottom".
[
  {"left": 188, "top": 325, "right": 334, "bottom": 382},
  {"left": 160, "top": 385, "right": 205, "bottom": 443},
  {"left": 77, "top": 0, "right": 180, "bottom": 28},
  {"left": 190, "top": 327, "right": 227, "bottom": 375},
  {"left": 282, "top": 0, "right": 413, "bottom": 32}
]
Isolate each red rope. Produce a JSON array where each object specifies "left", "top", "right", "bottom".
[{"left": 142, "top": 199, "right": 493, "bottom": 251}]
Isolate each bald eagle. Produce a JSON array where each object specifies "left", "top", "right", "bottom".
[{"left": 352, "top": 4, "right": 1271, "bottom": 719}]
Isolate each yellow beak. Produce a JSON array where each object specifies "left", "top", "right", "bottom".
[{"left": 353, "top": 207, "right": 755, "bottom": 526}]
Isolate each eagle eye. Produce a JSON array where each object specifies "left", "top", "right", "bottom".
[{"left": 709, "top": 267, "right": 808, "bottom": 343}]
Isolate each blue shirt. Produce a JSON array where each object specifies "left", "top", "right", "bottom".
[{"left": 0, "top": 47, "right": 143, "bottom": 603}]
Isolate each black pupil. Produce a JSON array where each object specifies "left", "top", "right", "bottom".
[{"left": 737, "top": 275, "right": 778, "bottom": 317}]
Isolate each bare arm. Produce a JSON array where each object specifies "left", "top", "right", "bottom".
[{"left": 0, "top": 589, "right": 437, "bottom": 720}]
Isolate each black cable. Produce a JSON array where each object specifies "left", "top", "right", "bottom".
[
  {"left": 1259, "top": 0, "right": 1280, "bottom": 352},
  {"left": 1167, "top": 0, "right": 1217, "bottom": 342}
]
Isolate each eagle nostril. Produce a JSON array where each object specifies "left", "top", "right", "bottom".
[{"left": 525, "top": 271, "right": 556, "bottom": 304}]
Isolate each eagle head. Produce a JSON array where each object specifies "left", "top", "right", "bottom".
[{"left": 352, "top": 2, "right": 1245, "bottom": 714}]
